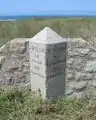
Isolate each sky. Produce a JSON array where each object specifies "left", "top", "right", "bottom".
[{"left": 0, "top": 0, "right": 96, "bottom": 16}]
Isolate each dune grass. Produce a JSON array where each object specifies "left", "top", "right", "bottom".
[
  {"left": 1, "top": 18, "right": 96, "bottom": 119},
  {"left": 0, "top": 18, "right": 96, "bottom": 46},
  {"left": 0, "top": 88, "right": 96, "bottom": 120}
]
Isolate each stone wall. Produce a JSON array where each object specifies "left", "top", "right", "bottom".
[
  {"left": 0, "top": 37, "right": 96, "bottom": 98},
  {"left": 0, "top": 38, "right": 30, "bottom": 88},
  {"left": 66, "top": 38, "right": 96, "bottom": 98}
]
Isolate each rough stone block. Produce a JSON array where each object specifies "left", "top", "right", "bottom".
[
  {"left": 29, "top": 27, "right": 67, "bottom": 100},
  {"left": 84, "top": 61, "right": 96, "bottom": 72}
]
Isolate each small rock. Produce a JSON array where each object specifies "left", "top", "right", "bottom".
[
  {"left": 73, "top": 48, "right": 90, "bottom": 55},
  {"left": 84, "top": 61, "right": 96, "bottom": 72},
  {"left": 78, "top": 48, "right": 89, "bottom": 55},
  {"left": 92, "top": 80, "right": 96, "bottom": 87},
  {"left": 0, "top": 56, "right": 6, "bottom": 69},
  {"left": 72, "top": 58, "right": 85, "bottom": 70},
  {"left": 67, "top": 58, "right": 74, "bottom": 65},
  {"left": 75, "top": 72, "right": 93, "bottom": 81},
  {"left": 89, "top": 51, "right": 96, "bottom": 59},
  {"left": 0, "top": 44, "right": 7, "bottom": 53},
  {"left": 68, "top": 91, "right": 85, "bottom": 99},
  {"left": 0, "top": 56, "right": 5, "bottom": 64},
  {"left": 14, "top": 72, "right": 25, "bottom": 84},
  {"left": 65, "top": 89, "right": 74, "bottom": 96},
  {"left": 66, "top": 73, "right": 74, "bottom": 80},
  {"left": 14, "top": 71, "right": 25, "bottom": 79},
  {"left": 74, "top": 81, "right": 87, "bottom": 92},
  {"left": 4, "top": 74, "right": 14, "bottom": 85},
  {"left": 68, "top": 48, "right": 80, "bottom": 56},
  {"left": 0, "top": 78, "right": 5, "bottom": 85},
  {"left": 68, "top": 81, "right": 87, "bottom": 92},
  {"left": 8, "top": 38, "right": 27, "bottom": 53},
  {"left": 2, "top": 60, "right": 20, "bottom": 72},
  {"left": 68, "top": 38, "right": 89, "bottom": 48}
]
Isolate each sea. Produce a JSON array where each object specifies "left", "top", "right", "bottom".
[
  {"left": 0, "top": 14, "right": 95, "bottom": 21},
  {"left": 0, "top": 15, "right": 35, "bottom": 21}
]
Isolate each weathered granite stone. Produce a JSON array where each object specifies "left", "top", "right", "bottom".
[
  {"left": 0, "top": 71, "right": 5, "bottom": 84},
  {"left": 0, "top": 56, "right": 5, "bottom": 64},
  {"left": 75, "top": 72, "right": 93, "bottom": 81},
  {"left": 67, "top": 81, "right": 87, "bottom": 92},
  {"left": 2, "top": 60, "right": 20, "bottom": 72},
  {"left": 67, "top": 91, "right": 86, "bottom": 99},
  {"left": 0, "top": 44, "right": 7, "bottom": 53},
  {"left": 66, "top": 70, "right": 75, "bottom": 81},
  {"left": 66, "top": 73, "right": 74, "bottom": 80},
  {"left": 67, "top": 58, "right": 74, "bottom": 67},
  {"left": 73, "top": 81, "right": 87, "bottom": 92},
  {"left": 72, "top": 58, "right": 85, "bottom": 70},
  {"left": 65, "top": 89, "right": 74, "bottom": 96},
  {"left": 67, "top": 38, "right": 89, "bottom": 48},
  {"left": 92, "top": 81, "right": 96, "bottom": 87},
  {"left": 0, "top": 56, "right": 5, "bottom": 69},
  {"left": 84, "top": 61, "right": 96, "bottom": 72},
  {"left": 89, "top": 51, "right": 96, "bottom": 59},
  {"left": 68, "top": 48, "right": 90, "bottom": 57},
  {"left": 0, "top": 78, "right": 5, "bottom": 85},
  {"left": 9, "top": 54, "right": 26, "bottom": 60},
  {"left": 8, "top": 38, "right": 29, "bottom": 53},
  {"left": 74, "top": 48, "right": 90, "bottom": 55},
  {"left": 29, "top": 27, "right": 67, "bottom": 100},
  {"left": 4, "top": 73, "right": 14, "bottom": 85},
  {"left": 0, "top": 38, "right": 30, "bottom": 87}
]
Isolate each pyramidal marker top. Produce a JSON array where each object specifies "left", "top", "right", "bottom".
[{"left": 30, "top": 27, "right": 67, "bottom": 44}]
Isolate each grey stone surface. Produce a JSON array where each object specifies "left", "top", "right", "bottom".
[
  {"left": 89, "top": 51, "right": 96, "bottom": 59},
  {"left": 75, "top": 72, "right": 93, "bottom": 81},
  {"left": 0, "top": 38, "right": 30, "bottom": 87},
  {"left": 67, "top": 81, "right": 87, "bottom": 92},
  {"left": 29, "top": 27, "right": 67, "bottom": 100},
  {"left": 84, "top": 61, "right": 96, "bottom": 72},
  {"left": 0, "top": 56, "right": 6, "bottom": 69},
  {"left": 66, "top": 37, "right": 96, "bottom": 98},
  {"left": 67, "top": 91, "right": 86, "bottom": 99},
  {"left": 8, "top": 38, "right": 27, "bottom": 53},
  {"left": 0, "top": 56, "right": 5, "bottom": 64},
  {"left": 68, "top": 48, "right": 90, "bottom": 56},
  {"left": 92, "top": 80, "right": 96, "bottom": 87},
  {"left": 0, "top": 44, "right": 7, "bottom": 53}
]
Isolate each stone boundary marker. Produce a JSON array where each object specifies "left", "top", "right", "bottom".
[{"left": 29, "top": 27, "right": 67, "bottom": 100}]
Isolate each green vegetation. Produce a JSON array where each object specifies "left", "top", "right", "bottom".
[
  {"left": 1, "top": 18, "right": 96, "bottom": 119},
  {"left": 0, "top": 18, "right": 96, "bottom": 46},
  {"left": 0, "top": 88, "right": 96, "bottom": 120}
]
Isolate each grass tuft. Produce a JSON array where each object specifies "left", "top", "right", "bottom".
[{"left": 0, "top": 89, "right": 96, "bottom": 120}]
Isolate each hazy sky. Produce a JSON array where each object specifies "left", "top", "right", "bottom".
[{"left": 0, "top": 0, "right": 96, "bottom": 15}]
